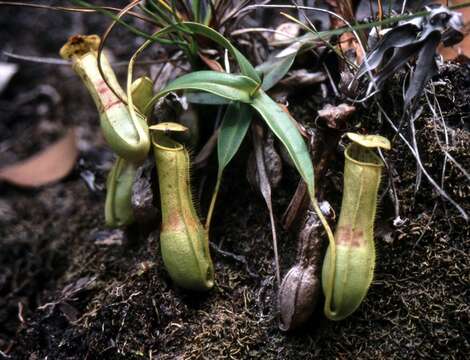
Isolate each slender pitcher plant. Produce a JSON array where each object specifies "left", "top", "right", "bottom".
[
  {"left": 150, "top": 122, "right": 214, "bottom": 291},
  {"left": 60, "top": 34, "right": 150, "bottom": 163},
  {"left": 322, "top": 133, "right": 391, "bottom": 320}
]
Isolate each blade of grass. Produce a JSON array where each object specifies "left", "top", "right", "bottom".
[
  {"left": 68, "top": 0, "right": 154, "bottom": 40},
  {"left": 175, "top": 22, "right": 260, "bottom": 82},
  {"left": 142, "top": 0, "right": 175, "bottom": 26},
  {"left": 192, "top": 0, "right": 201, "bottom": 22},
  {"left": 0, "top": 1, "right": 156, "bottom": 23}
]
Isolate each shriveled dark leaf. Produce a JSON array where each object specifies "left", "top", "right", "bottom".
[
  {"left": 193, "top": 129, "right": 219, "bottom": 168},
  {"left": 359, "top": 5, "right": 465, "bottom": 102},
  {"left": 441, "top": 28, "right": 464, "bottom": 47},
  {"left": 59, "top": 302, "right": 80, "bottom": 323},
  {"left": 374, "top": 42, "right": 423, "bottom": 89},
  {"left": 60, "top": 276, "right": 97, "bottom": 298},
  {"left": 282, "top": 180, "right": 309, "bottom": 231},
  {"left": 405, "top": 31, "right": 441, "bottom": 107},
  {"left": 38, "top": 275, "right": 97, "bottom": 313},
  {"left": 358, "top": 23, "right": 420, "bottom": 78}
]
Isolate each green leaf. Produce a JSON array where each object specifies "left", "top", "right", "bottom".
[
  {"left": 131, "top": 76, "right": 154, "bottom": 118},
  {"left": 251, "top": 90, "right": 337, "bottom": 314},
  {"left": 259, "top": 53, "right": 297, "bottom": 91},
  {"left": 250, "top": 90, "right": 314, "bottom": 188},
  {"left": 143, "top": 0, "right": 174, "bottom": 26},
  {"left": 105, "top": 157, "right": 137, "bottom": 227},
  {"left": 192, "top": 0, "right": 201, "bottom": 22},
  {"left": 175, "top": 22, "right": 260, "bottom": 83},
  {"left": 147, "top": 71, "right": 258, "bottom": 113},
  {"left": 218, "top": 102, "right": 252, "bottom": 172},
  {"left": 185, "top": 92, "right": 230, "bottom": 105},
  {"left": 205, "top": 102, "right": 252, "bottom": 229}
]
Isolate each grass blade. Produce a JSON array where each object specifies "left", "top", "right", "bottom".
[
  {"left": 192, "top": 0, "right": 201, "bottom": 22},
  {"left": 177, "top": 22, "right": 260, "bottom": 82}
]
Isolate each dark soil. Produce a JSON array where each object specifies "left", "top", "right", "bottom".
[{"left": 1, "top": 4, "right": 469, "bottom": 360}]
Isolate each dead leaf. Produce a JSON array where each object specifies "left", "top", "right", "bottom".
[
  {"left": 199, "top": 53, "right": 225, "bottom": 72},
  {"left": 282, "top": 180, "right": 309, "bottom": 231},
  {"left": 439, "top": 0, "right": 470, "bottom": 59},
  {"left": 251, "top": 123, "right": 280, "bottom": 285},
  {"left": 272, "top": 22, "right": 301, "bottom": 43},
  {"left": 246, "top": 132, "right": 283, "bottom": 190},
  {"left": 318, "top": 103, "right": 356, "bottom": 129},
  {"left": 279, "top": 70, "right": 326, "bottom": 87},
  {"left": 325, "top": 0, "right": 364, "bottom": 63},
  {"left": 325, "top": 0, "right": 356, "bottom": 28},
  {"left": 339, "top": 32, "right": 365, "bottom": 63},
  {"left": 0, "top": 129, "right": 78, "bottom": 187},
  {"left": 193, "top": 129, "right": 219, "bottom": 168},
  {"left": 132, "top": 160, "right": 158, "bottom": 224}
]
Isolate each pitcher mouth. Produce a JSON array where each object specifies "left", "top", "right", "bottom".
[
  {"left": 59, "top": 34, "right": 100, "bottom": 60},
  {"left": 345, "top": 143, "right": 383, "bottom": 168},
  {"left": 151, "top": 132, "right": 184, "bottom": 152},
  {"left": 150, "top": 123, "right": 188, "bottom": 152}
]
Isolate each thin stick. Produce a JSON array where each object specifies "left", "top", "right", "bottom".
[
  {"left": 3, "top": 51, "right": 181, "bottom": 67},
  {"left": 0, "top": 1, "right": 156, "bottom": 23}
]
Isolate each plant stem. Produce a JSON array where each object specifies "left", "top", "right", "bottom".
[{"left": 205, "top": 173, "right": 222, "bottom": 230}]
